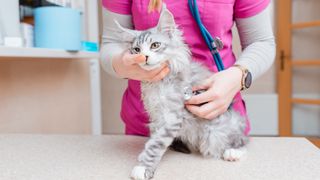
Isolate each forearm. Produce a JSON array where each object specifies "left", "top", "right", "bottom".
[
  {"left": 234, "top": 5, "right": 276, "bottom": 81},
  {"left": 100, "top": 8, "right": 133, "bottom": 78}
]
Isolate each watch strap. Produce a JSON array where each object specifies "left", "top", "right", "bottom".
[{"left": 233, "top": 64, "right": 249, "bottom": 91}]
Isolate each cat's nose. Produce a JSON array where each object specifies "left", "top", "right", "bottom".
[{"left": 145, "top": 56, "right": 149, "bottom": 63}]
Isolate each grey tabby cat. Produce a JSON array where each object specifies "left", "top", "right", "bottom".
[{"left": 113, "top": 5, "right": 248, "bottom": 180}]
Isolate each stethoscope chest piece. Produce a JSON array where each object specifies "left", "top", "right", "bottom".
[
  {"left": 183, "top": 86, "right": 207, "bottom": 101},
  {"left": 183, "top": 86, "right": 193, "bottom": 101}
]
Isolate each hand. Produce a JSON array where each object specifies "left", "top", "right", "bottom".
[
  {"left": 185, "top": 67, "right": 243, "bottom": 120},
  {"left": 112, "top": 51, "right": 170, "bottom": 82}
]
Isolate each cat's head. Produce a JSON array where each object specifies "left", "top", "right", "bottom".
[{"left": 115, "top": 5, "right": 190, "bottom": 72}]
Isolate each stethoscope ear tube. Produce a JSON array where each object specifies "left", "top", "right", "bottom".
[{"left": 188, "top": 0, "right": 225, "bottom": 72}]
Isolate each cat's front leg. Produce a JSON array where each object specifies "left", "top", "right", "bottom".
[{"left": 131, "top": 121, "right": 182, "bottom": 180}]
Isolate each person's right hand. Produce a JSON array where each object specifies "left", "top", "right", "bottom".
[{"left": 112, "top": 51, "right": 170, "bottom": 82}]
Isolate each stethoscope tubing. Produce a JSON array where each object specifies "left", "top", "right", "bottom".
[{"left": 188, "top": 0, "right": 225, "bottom": 71}]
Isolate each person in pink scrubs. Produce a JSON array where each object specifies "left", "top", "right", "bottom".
[{"left": 100, "top": 0, "right": 275, "bottom": 136}]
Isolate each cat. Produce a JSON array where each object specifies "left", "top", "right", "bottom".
[{"left": 113, "top": 5, "right": 249, "bottom": 180}]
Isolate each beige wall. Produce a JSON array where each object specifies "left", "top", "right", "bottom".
[{"left": 0, "top": 58, "right": 92, "bottom": 134}]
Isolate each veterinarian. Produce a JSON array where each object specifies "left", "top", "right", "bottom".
[{"left": 101, "top": 0, "right": 275, "bottom": 136}]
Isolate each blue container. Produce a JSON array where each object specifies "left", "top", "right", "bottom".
[{"left": 34, "top": 7, "right": 81, "bottom": 51}]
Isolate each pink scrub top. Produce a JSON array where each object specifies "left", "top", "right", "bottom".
[{"left": 102, "top": 0, "right": 270, "bottom": 136}]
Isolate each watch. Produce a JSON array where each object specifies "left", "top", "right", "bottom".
[{"left": 233, "top": 64, "right": 252, "bottom": 91}]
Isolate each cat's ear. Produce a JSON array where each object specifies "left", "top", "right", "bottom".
[
  {"left": 156, "top": 4, "right": 176, "bottom": 35},
  {"left": 114, "top": 20, "right": 138, "bottom": 42}
]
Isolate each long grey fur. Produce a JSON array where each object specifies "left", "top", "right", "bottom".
[{"left": 112, "top": 5, "right": 248, "bottom": 180}]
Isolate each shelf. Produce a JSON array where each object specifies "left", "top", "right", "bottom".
[{"left": 0, "top": 47, "right": 100, "bottom": 59}]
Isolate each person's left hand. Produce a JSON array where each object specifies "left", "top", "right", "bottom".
[{"left": 185, "top": 67, "right": 243, "bottom": 120}]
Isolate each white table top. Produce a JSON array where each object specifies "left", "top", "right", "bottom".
[{"left": 0, "top": 135, "right": 319, "bottom": 180}]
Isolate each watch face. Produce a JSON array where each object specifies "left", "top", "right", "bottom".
[{"left": 245, "top": 72, "right": 252, "bottom": 88}]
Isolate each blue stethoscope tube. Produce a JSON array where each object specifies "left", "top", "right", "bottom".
[{"left": 188, "top": 0, "right": 225, "bottom": 71}]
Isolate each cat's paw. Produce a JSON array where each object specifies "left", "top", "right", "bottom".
[
  {"left": 223, "top": 148, "right": 246, "bottom": 162},
  {"left": 131, "top": 165, "right": 154, "bottom": 180}
]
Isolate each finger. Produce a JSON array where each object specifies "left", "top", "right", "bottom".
[
  {"left": 150, "top": 67, "right": 170, "bottom": 82},
  {"left": 192, "top": 76, "right": 214, "bottom": 91},
  {"left": 186, "top": 102, "right": 228, "bottom": 120},
  {"left": 142, "top": 63, "right": 168, "bottom": 81},
  {"left": 196, "top": 101, "right": 219, "bottom": 118},
  {"left": 185, "top": 105, "right": 203, "bottom": 118},
  {"left": 185, "top": 89, "right": 215, "bottom": 105},
  {"left": 132, "top": 54, "right": 147, "bottom": 64},
  {"left": 186, "top": 101, "right": 219, "bottom": 119},
  {"left": 146, "top": 63, "right": 168, "bottom": 76},
  {"left": 123, "top": 54, "right": 145, "bottom": 65},
  {"left": 204, "top": 107, "right": 226, "bottom": 120}
]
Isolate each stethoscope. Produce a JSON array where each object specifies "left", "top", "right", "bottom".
[
  {"left": 188, "top": 0, "right": 225, "bottom": 72},
  {"left": 184, "top": 0, "right": 226, "bottom": 101}
]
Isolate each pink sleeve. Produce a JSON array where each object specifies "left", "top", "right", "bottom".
[
  {"left": 234, "top": 0, "right": 270, "bottom": 18},
  {"left": 101, "top": 0, "right": 132, "bottom": 15}
]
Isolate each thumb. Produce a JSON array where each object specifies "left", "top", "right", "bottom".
[
  {"left": 192, "top": 76, "right": 214, "bottom": 91},
  {"left": 123, "top": 53, "right": 146, "bottom": 65}
]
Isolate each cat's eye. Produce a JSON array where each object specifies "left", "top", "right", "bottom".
[
  {"left": 150, "top": 42, "right": 161, "bottom": 49},
  {"left": 132, "top": 47, "right": 141, "bottom": 53}
]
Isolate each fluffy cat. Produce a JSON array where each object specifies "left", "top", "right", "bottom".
[{"left": 113, "top": 5, "right": 248, "bottom": 180}]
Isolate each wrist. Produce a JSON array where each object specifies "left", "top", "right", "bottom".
[
  {"left": 228, "top": 67, "right": 243, "bottom": 91},
  {"left": 232, "top": 64, "right": 252, "bottom": 91}
]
